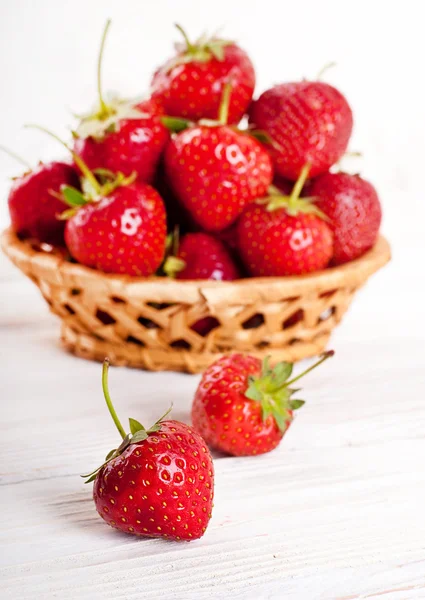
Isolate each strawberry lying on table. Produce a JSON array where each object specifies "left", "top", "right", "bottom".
[
  {"left": 85, "top": 360, "right": 214, "bottom": 541},
  {"left": 192, "top": 351, "right": 334, "bottom": 456}
]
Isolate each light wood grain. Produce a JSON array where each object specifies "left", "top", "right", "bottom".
[{"left": 1, "top": 242, "right": 425, "bottom": 599}]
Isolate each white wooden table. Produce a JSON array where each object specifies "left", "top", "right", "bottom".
[{"left": 1, "top": 233, "right": 425, "bottom": 600}]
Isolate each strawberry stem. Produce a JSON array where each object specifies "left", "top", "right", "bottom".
[
  {"left": 163, "top": 256, "right": 186, "bottom": 278},
  {"left": 317, "top": 62, "right": 337, "bottom": 80},
  {"left": 25, "top": 124, "right": 101, "bottom": 195},
  {"left": 102, "top": 358, "right": 127, "bottom": 440},
  {"left": 285, "top": 350, "right": 334, "bottom": 387},
  {"left": 288, "top": 163, "right": 311, "bottom": 210},
  {"left": 0, "top": 145, "right": 32, "bottom": 170},
  {"left": 218, "top": 81, "right": 232, "bottom": 125},
  {"left": 175, "top": 23, "right": 194, "bottom": 52},
  {"left": 97, "top": 19, "right": 112, "bottom": 119}
]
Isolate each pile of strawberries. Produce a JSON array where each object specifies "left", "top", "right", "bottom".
[
  {"left": 7, "top": 21, "right": 382, "bottom": 282},
  {"left": 86, "top": 350, "right": 333, "bottom": 542}
]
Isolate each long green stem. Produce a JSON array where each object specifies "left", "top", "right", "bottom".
[
  {"left": 97, "top": 19, "right": 112, "bottom": 118},
  {"left": 0, "top": 145, "right": 32, "bottom": 170},
  {"left": 25, "top": 124, "right": 101, "bottom": 195},
  {"left": 102, "top": 359, "right": 127, "bottom": 440},
  {"left": 285, "top": 350, "right": 334, "bottom": 387},
  {"left": 218, "top": 82, "right": 232, "bottom": 125},
  {"left": 175, "top": 23, "right": 194, "bottom": 52},
  {"left": 288, "top": 163, "right": 311, "bottom": 210}
]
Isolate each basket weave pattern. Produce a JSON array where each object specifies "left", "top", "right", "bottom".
[{"left": 1, "top": 229, "right": 390, "bottom": 373}]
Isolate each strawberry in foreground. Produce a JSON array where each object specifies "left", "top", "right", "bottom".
[
  {"left": 249, "top": 80, "right": 353, "bottom": 181},
  {"left": 164, "top": 83, "right": 273, "bottom": 232},
  {"left": 84, "top": 359, "right": 214, "bottom": 540},
  {"left": 237, "top": 165, "right": 333, "bottom": 276},
  {"left": 4, "top": 147, "right": 79, "bottom": 245},
  {"left": 73, "top": 20, "right": 168, "bottom": 183},
  {"left": 310, "top": 172, "right": 382, "bottom": 264},
  {"left": 29, "top": 126, "right": 167, "bottom": 276},
  {"left": 192, "top": 351, "right": 334, "bottom": 456},
  {"left": 151, "top": 24, "right": 255, "bottom": 124}
]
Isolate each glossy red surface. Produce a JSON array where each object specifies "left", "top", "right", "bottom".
[
  {"left": 151, "top": 43, "right": 255, "bottom": 124},
  {"left": 164, "top": 125, "right": 273, "bottom": 232},
  {"left": 93, "top": 420, "right": 214, "bottom": 540},
  {"left": 192, "top": 354, "right": 290, "bottom": 456},
  {"left": 74, "top": 111, "right": 169, "bottom": 184},
  {"left": 237, "top": 203, "right": 334, "bottom": 276},
  {"left": 176, "top": 232, "right": 240, "bottom": 281},
  {"left": 64, "top": 182, "right": 166, "bottom": 276}
]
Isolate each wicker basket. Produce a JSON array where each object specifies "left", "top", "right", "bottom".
[{"left": 1, "top": 228, "right": 390, "bottom": 373}]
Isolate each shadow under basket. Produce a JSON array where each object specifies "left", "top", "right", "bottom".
[{"left": 1, "top": 228, "right": 391, "bottom": 373}]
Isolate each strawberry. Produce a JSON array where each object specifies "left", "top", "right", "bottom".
[
  {"left": 29, "top": 126, "right": 167, "bottom": 276},
  {"left": 192, "top": 351, "right": 333, "bottom": 456},
  {"left": 165, "top": 232, "right": 240, "bottom": 281},
  {"left": 162, "top": 231, "right": 240, "bottom": 336},
  {"left": 6, "top": 152, "right": 79, "bottom": 244},
  {"left": 65, "top": 180, "right": 166, "bottom": 276},
  {"left": 73, "top": 21, "right": 168, "bottom": 183},
  {"left": 237, "top": 166, "right": 333, "bottom": 276},
  {"left": 151, "top": 25, "right": 255, "bottom": 124},
  {"left": 84, "top": 360, "right": 214, "bottom": 541},
  {"left": 249, "top": 81, "right": 353, "bottom": 180},
  {"left": 310, "top": 172, "right": 382, "bottom": 264},
  {"left": 164, "top": 84, "right": 273, "bottom": 232}
]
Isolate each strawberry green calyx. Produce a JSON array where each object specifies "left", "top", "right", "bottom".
[
  {"left": 169, "top": 24, "right": 233, "bottom": 70},
  {"left": 161, "top": 116, "right": 193, "bottom": 133},
  {"left": 245, "top": 351, "right": 334, "bottom": 432},
  {"left": 163, "top": 256, "right": 186, "bottom": 278},
  {"left": 161, "top": 227, "right": 186, "bottom": 277},
  {"left": 260, "top": 163, "right": 327, "bottom": 220},
  {"left": 82, "top": 359, "right": 173, "bottom": 483}
]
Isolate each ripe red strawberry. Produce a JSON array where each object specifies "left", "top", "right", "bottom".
[
  {"left": 249, "top": 81, "right": 353, "bottom": 180},
  {"left": 237, "top": 166, "right": 333, "bottom": 276},
  {"left": 164, "top": 85, "right": 273, "bottom": 232},
  {"left": 73, "top": 21, "right": 168, "bottom": 183},
  {"left": 65, "top": 179, "right": 166, "bottom": 276},
  {"left": 310, "top": 172, "right": 382, "bottom": 264},
  {"left": 162, "top": 232, "right": 240, "bottom": 336},
  {"left": 192, "top": 351, "right": 333, "bottom": 456},
  {"left": 167, "top": 232, "right": 240, "bottom": 281},
  {"left": 151, "top": 25, "right": 255, "bottom": 124},
  {"left": 7, "top": 160, "right": 79, "bottom": 244},
  {"left": 85, "top": 360, "right": 214, "bottom": 541},
  {"left": 29, "top": 126, "right": 167, "bottom": 276}
]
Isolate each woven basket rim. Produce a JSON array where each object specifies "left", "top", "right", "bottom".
[{"left": 1, "top": 227, "right": 391, "bottom": 294}]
